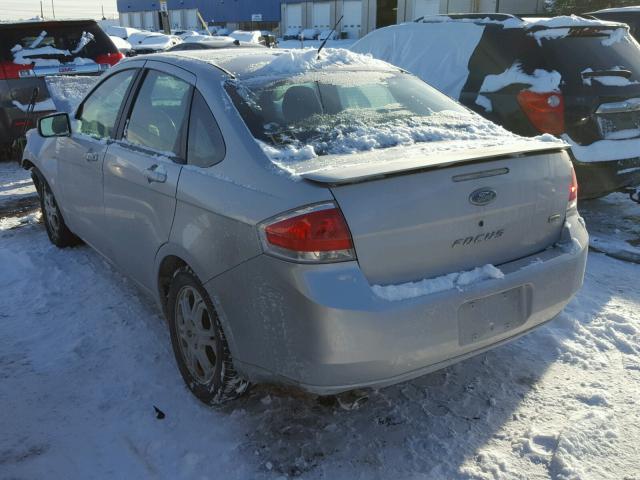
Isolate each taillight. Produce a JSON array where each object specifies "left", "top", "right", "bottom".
[
  {"left": 0, "top": 62, "right": 34, "bottom": 80},
  {"left": 517, "top": 90, "right": 565, "bottom": 136},
  {"left": 568, "top": 166, "right": 578, "bottom": 210},
  {"left": 95, "top": 52, "right": 125, "bottom": 67},
  {"left": 259, "top": 203, "right": 355, "bottom": 263}
]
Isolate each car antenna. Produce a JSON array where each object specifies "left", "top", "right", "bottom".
[{"left": 317, "top": 15, "right": 344, "bottom": 59}]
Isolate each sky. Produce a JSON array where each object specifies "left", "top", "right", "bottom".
[{"left": 0, "top": 0, "right": 119, "bottom": 21}]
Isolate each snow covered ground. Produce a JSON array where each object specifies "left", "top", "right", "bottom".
[
  {"left": 582, "top": 194, "right": 640, "bottom": 263},
  {"left": 1, "top": 160, "right": 639, "bottom": 479}
]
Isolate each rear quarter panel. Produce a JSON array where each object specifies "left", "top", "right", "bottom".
[{"left": 160, "top": 65, "right": 334, "bottom": 285}]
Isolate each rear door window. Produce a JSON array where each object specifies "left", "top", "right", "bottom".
[
  {"left": 187, "top": 91, "right": 225, "bottom": 167},
  {"left": 77, "top": 69, "right": 137, "bottom": 139},
  {"left": 124, "top": 70, "right": 192, "bottom": 156}
]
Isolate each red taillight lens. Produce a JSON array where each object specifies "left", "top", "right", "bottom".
[
  {"left": 95, "top": 52, "right": 125, "bottom": 67},
  {"left": 0, "top": 62, "right": 34, "bottom": 80},
  {"left": 517, "top": 90, "right": 565, "bottom": 136},
  {"left": 569, "top": 166, "right": 578, "bottom": 210},
  {"left": 260, "top": 203, "right": 355, "bottom": 263}
]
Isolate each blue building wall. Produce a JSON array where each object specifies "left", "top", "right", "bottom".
[{"left": 116, "top": 0, "right": 282, "bottom": 22}]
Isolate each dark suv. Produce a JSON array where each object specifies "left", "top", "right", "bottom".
[
  {"left": 353, "top": 15, "right": 640, "bottom": 199},
  {"left": 0, "top": 20, "right": 123, "bottom": 158}
]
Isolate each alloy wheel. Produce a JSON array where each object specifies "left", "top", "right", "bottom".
[
  {"left": 175, "top": 285, "right": 218, "bottom": 384},
  {"left": 43, "top": 188, "right": 60, "bottom": 236}
]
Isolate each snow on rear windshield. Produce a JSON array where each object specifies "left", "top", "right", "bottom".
[
  {"left": 225, "top": 68, "right": 537, "bottom": 172},
  {"left": 6, "top": 26, "right": 106, "bottom": 67}
]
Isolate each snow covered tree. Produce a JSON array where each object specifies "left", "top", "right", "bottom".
[{"left": 546, "top": 0, "right": 638, "bottom": 14}]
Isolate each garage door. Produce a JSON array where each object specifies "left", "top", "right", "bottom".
[
  {"left": 413, "top": 0, "right": 440, "bottom": 20},
  {"left": 286, "top": 3, "right": 303, "bottom": 30},
  {"left": 143, "top": 11, "right": 155, "bottom": 30},
  {"left": 478, "top": 0, "right": 497, "bottom": 11},
  {"left": 185, "top": 9, "right": 198, "bottom": 29},
  {"left": 169, "top": 10, "right": 182, "bottom": 29},
  {"left": 313, "top": 2, "right": 331, "bottom": 30},
  {"left": 131, "top": 12, "right": 142, "bottom": 29},
  {"left": 342, "top": 0, "right": 362, "bottom": 38}
]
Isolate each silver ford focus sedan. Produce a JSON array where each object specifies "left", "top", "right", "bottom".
[{"left": 22, "top": 48, "right": 588, "bottom": 404}]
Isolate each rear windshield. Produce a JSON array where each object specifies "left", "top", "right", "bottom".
[
  {"left": 539, "top": 29, "right": 640, "bottom": 86},
  {"left": 466, "top": 26, "right": 640, "bottom": 91},
  {"left": 226, "top": 71, "right": 470, "bottom": 159},
  {"left": 0, "top": 23, "right": 116, "bottom": 63}
]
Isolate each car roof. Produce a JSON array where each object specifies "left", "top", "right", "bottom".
[{"left": 139, "top": 48, "right": 398, "bottom": 79}]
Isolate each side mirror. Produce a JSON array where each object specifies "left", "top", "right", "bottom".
[{"left": 38, "top": 113, "right": 71, "bottom": 138}]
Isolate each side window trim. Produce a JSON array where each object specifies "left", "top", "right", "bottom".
[
  {"left": 115, "top": 67, "right": 194, "bottom": 163},
  {"left": 113, "top": 67, "right": 148, "bottom": 141}
]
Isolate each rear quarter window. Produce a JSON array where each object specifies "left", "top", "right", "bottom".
[{"left": 464, "top": 27, "right": 544, "bottom": 94}]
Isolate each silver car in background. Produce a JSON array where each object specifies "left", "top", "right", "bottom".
[{"left": 22, "top": 49, "right": 588, "bottom": 404}]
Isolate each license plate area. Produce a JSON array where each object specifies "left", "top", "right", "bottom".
[
  {"left": 458, "top": 285, "right": 532, "bottom": 347},
  {"left": 597, "top": 112, "right": 640, "bottom": 139}
]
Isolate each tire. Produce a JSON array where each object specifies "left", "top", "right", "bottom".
[
  {"left": 35, "top": 171, "right": 81, "bottom": 248},
  {"left": 167, "top": 267, "right": 249, "bottom": 405}
]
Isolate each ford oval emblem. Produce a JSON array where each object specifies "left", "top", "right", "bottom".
[{"left": 469, "top": 188, "right": 497, "bottom": 206}]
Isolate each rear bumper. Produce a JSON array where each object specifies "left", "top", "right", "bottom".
[
  {"left": 572, "top": 155, "right": 640, "bottom": 200},
  {"left": 206, "top": 215, "right": 588, "bottom": 394}
]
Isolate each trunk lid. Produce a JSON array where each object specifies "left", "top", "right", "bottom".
[{"left": 307, "top": 144, "right": 572, "bottom": 285}]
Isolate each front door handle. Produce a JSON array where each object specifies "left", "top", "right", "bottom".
[
  {"left": 85, "top": 151, "right": 100, "bottom": 162},
  {"left": 145, "top": 164, "right": 167, "bottom": 184}
]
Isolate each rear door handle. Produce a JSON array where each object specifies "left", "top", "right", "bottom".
[
  {"left": 85, "top": 152, "right": 100, "bottom": 162},
  {"left": 144, "top": 165, "right": 167, "bottom": 184}
]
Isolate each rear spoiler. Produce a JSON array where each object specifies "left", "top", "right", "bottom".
[{"left": 300, "top": 141, "right": 569, "bottom": 186}]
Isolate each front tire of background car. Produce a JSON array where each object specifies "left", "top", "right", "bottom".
[
  {"left": 167, "top": 267, "right": 249, "bottom": 405},
  {"left": 34, "top": 171, "right": 81, "bottom": 248}
]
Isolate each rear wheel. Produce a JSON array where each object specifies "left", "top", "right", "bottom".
[
  {"left": 36, "top": 173, "right": 81, "bottom": 247},
  {"left": 167, "top": 267, "right": 249, "bottom": 405}
]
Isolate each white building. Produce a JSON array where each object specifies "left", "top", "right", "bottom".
[{"left": 281, "top": 0, "right": 546, "bottom": 39}]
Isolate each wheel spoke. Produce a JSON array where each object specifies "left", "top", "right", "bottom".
[{"left": 193, "top": 345, "right": 215, "bottom": 380}]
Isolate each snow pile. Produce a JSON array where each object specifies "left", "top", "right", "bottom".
[
  {"left": 351, "top": 22, "right": 485, "bottom": 99},
  {"left": 372, "top": 264, "right": 504, "bottom": 301},
  {"left": 253, "top": 48, "right": 390, "bottom": 77},
  {"left": 184, "top": 34, "right": 234, "bottom": 45},
  {"left": 229, "top": 30, "right": 262, "bottom": 44},
  {"left": 480, "top": 63, "right": 561, "bottom": 94},
  {"left": 12, "top": 45, "right": 70, "bottom": 67},
  {"left": 256, "top": 106, "right": 564, "bottom": 177},
  {"left": 522, "top": 15, "right": 624, "bottom": 30},
  {"left": 258, "top": 110, "right": 543, "bottom": 172},
  {"left": 45, "top": 76, "right": 98, "bottom": 113}
]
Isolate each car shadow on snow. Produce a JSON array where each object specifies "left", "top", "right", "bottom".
[{"left": 218, "top": 259, "right": 628, "bottom": 479}]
